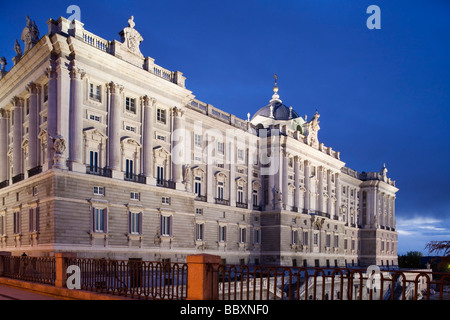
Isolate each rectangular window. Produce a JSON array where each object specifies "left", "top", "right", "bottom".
[
  {"left": 334, "top": 235, "right": 339, "bottom": 248},
  {"left": 254, "top": 229, "right": 261, "bottom": 244},
  {"left": 129, "top": 212, "right": 142, "bottom": 235},
  {"left": 157, "top": 166, "right": 164, "bottom": 183},
  {"left": 125, "top": 125, "right": 136, "bottom": 132},
  {"left": 194, "top": 134, "right": 202, "bottom": 148},
  {"left": 195, "top": 208, "right": 203, "bottom": 215},
  {"left": 161, "top": 215, "right": 171, "bottom": 236},
  {"left": 32, "top": 186, "right": 38, "bottom": 196},
  {"left": 195, "top": 223, "right": 204, "bottom": 241},
  {"left": 89, "top": 114, "right": 101, "bottom": 122},
  {"left": 217, "top": 142, "right": 224, "bottom": 155},
  {"left": 253, "top": 190, "right": 258, "bottom": 206},
  {"left": 89, "top": 151, "right": 99, "bottom": 173},
  {"left": 125, "top": 159, "right": 134, "bottom": 179},
  {"left": 237, "top": 186, "right": 244, "bottom": 203},
  {"left": 326, "top": 234, "right": 331, "bottom": 247},
  {"left": 126, "top": 97, "right": 136, "bottom": 113},
  {"left": 239, "top": 227, "right": 246, "bottom": 243},
  {"left": 162, "top": 196, "right": 170, "bottom": 205},
  {"left": 0, "top": 215, "right": 4, "bottom": 235},
  {"left": 93, "top": 208, "right": 106, "bottom": 233},
  {"left": 93, "top": 186, "right": 104, "bottom": 196},
  {"left": 237, "top": 149, "right": 244, "bottom": 161},
  {"left": 314, "top": 233, "right": 318, "bottom": 246},
  {"left": 157, "top": 108, "right": 166, "bottom": 124},
  {"left": 130, "top": 192, "right": 140, "bottom": 201},
  {"left": 43, "top": 84, "right": 48, "bottom": 102},
  {"left": 28, "top": 207, "right": 40, "bottom": 232},
  {"left": 13, "top": 212, "right": 20, "bottom": 234},
  {"left": 195, "top": 177, "right": 202, "bottom": 196},
  {"left": 291, "top": 230, "right": 298, "bottom": 245},
  {"left": 89, "top": 83, "right": 101, "bottom": 101},
  {"left": 219, "top": 225, "right": 226, "bottom": 242},
  {"left": 217, "top": 182, "right": 224, "bottom": 200},
  {"left": 303, "top": 231, "right": 308, "bottom": 246}
]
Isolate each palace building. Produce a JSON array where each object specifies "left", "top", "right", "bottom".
[{"left": 0, "top": 16, "right": 399, "bottom": 267}]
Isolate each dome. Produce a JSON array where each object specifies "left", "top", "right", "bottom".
[{"left": 251, "top": 102, "right": 300, "bottom": 121}]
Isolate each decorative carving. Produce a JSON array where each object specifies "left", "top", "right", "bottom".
[
  {"left": 0, "top": 57, "right": 6, "bottom": 77},
  {"left": 50, "top": 134, "right": 66, "bottom": 154},
  {"left": 119, "top": 16, "right": 144, "bottom": 58},
  {"left": 183, "top": 164, "right": 192, "bottom": 192},
  {"left": 306, "top": 111, "right": 320, "bottom": 148},
  {"left": 274, "top": 187, "right": 282, "bottom": 203}
]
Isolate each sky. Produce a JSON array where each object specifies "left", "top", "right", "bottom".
[{"left": 0, "top": 0, "right": 449, "bottom": 255}]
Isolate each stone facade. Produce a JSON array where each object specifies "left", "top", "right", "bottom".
[{"left": 0, "top": 16, "right": 398, "bottom": 267}]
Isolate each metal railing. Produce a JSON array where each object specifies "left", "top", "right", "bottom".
[
  {"left": 213, "top": 264, "right": 450, "bottom": 300},
  {"left": 86, "top": 165, "right": 112, "bottom": 178},
  {"left": 66, "top": 258, "right": 187, "bottom": 300},
  {"left": 0, "top": 255, "right": 55, "bottom": 285}
]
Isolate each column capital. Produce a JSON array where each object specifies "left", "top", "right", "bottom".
[
  {"left": 69, "top": 66, "right": 86, "bottom": 80},
  {"left": 10, "top": 96, "right": 23, "bottom": 107},
  {"left": 45, "top": 66, "right": 57, "bottom": 79},
  {"left": 142, "top": 95, "right": 156, "bottom": 107},
  {"left": 26, "top": 82, "right": 39, "bottom": 94},
  {"left": 172, "top": 106, "right": 184, "bottom": 118},
  {"left": 107, "top": 81, "right": 124, "bottom": 95}
]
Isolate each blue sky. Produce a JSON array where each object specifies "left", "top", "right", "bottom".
[{"left": 1, "top": 0, "right": 449, "bottom": 255}]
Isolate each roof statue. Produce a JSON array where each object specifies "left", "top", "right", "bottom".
[
  {"left": 119, "top": 16, "right": 144, "bottom": 58},
  {"left": 21, "top": 15, "right": 40, "bottom": 52},
  {"left": 0, "top": 57, "right": 6, "bottom": 79}
]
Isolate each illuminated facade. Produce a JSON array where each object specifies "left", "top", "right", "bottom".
[{"left": 0, "top": 16, "right": 398, "bottom": 267}]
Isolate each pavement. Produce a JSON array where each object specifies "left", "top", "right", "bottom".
[{"left": 0, "top": 283, "right": 71, "bottom": 300}]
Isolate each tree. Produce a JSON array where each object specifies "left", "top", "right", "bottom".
[
  {"left": 398, "top": 251, "right": 424, "bottom": 269},
  {"left": 425, "top": 241, "right": 450, "bottom": 272}
]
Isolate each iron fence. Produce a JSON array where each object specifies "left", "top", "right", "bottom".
[
  {"left": 0, "top": 255, "right": 55, "bottom": 285},
  {"left": 213, "top": 264, "right": 450, "bottom": 300},
  {"left": 66, "top": 258, "right": 188, "bottom": 300}
]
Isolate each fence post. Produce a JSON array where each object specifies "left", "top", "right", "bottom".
[
  {"left": 186, "top": 254, "right": 221, "bottom": 300},
  {"left": 0, "top": 251, "right": 11, "bottom": 276},
  {"left": 55, "top": 252, "right": 77, "bottom": 288}
]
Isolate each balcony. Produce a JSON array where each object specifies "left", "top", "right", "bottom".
[
  {"left": 86, "top": 166, "right": 112, "bottom": 178},
  {"left": 12, "top": 174, "right": 24, "bottom": 184},
  {"left": 0, "top": 180, "right": 9, "bottom": 189},
  {"left": 124, "top": 173, "right": 147, "bottom": 184},
  {"left": 195, "top": 195, "right": 207, "bottom": 202},
  {"left": 215, "top": 198, "right": 229, "bottom": 206},
  {"left": 156, "top": 179, "right": 176, "bottom": 189},
  {"left": 28, "top": 166, "right": 42, "bottom": 178},
  {"left": 236, "top": 202, "right": 248, "bottom": 209},
  {"left": 252, "top": 205, "right": 262, "bottom": 211}
]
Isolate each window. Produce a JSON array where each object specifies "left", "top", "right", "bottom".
[
  {"left": 217, "top": 142, "right": 224, "bottom": 155},
  {"left": 93, "top": 186, "right": 104, "bottom": 196},
  {"left": 217, "top": 182, "right": 224, "bottom": 200},
  {"left": 0, "top": 215, "right": 4, "bottom": 235},
  {"left": 326, "top": 234, "right": 331, "bottom": 247},
  {"left": 89, "top": 114, "right": 101, "bottom": 122},
  {"left": 126, "top": 97, "right": 136, "bottom": 113},
  {"left": 239, "top": 227, "right": 246, "bottom": 243},
  {"left": 303, "top": 232, "right": 309, "bottom": 245},
  {"left": 43, "top": 84, "right": 48, "bottom": 102},
  {"left": 13, "top": 211, "right": 20, "bottom": 234},
  {"left": 162, "top": 197, "right": 170, "bottom": 205},
  {"left": 195, "top": 223, "right": 204, "bottom": 241},
  {"left": 93, "top": 208, "right": 106, "bottom": 233},
  {"left": 89, "top": 83, "right": 101, "bottom": 101},
  {"left": 32, "top": 186, "right": 38, "bottom": 196},
  {"left": 237, "top": 149, "right": 244, "bottom": 161},
  {"left": 161, "top": 215, "right": 171, "bottom": 236},
  {"left": 237, "top": 186, "right": 244, "bottom": 203},
  {"left": 125, "top": 159, "right": 134, "bottom": 179},
  {"left": 89, "top": 151, "right": 99, "bottom": 173},
  {"left": 194, "top": 134, "right": 202, "bottom": 148},
  {"left": 28, "top": 207, "right": 40, "bottom": 232},
  {"left": 129, "top": 212, "right": 142, "bottom": 235},
  {"left": 195, "top": 208, "right": 203, "bottom": 215},
  {"left": 291, "top": 230, "right": 298, "bottom": 245},
  {"left": 195, "top": 177, "right": 202, "bottom": 196},
  {"left": 130, "top": 192, "right": 140, "bottom": 201},
  {"left": 157, "top": 108, "right": 166, "bottom": 124},
  {"left": 125, "top": 125, "right": 136, "bottom": 132},
  {"left": 156, "top": 166, "right": 164, "bottom": 183},
  {"left": 254, "top": 229, "right": 261, "bottom": 244},
  {"left": 252, "top": 190, "right": 258, "bottom": 206},
  {"left": 314, "top": 233, "right": 318, "bottom": 245},
  {"left": 219, "top": 225, "right": 226, "bottom": 242},
  {"left": 334, "top": 235, "right": 339, "bottom": 248}
]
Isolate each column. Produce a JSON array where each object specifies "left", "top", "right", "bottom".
[
  {"left": 12, "top": 97, "right": 23, "bottom": 179},
  {"left": 55, "top": 59, "right": 71, "bottom": 169},
  {"left": 26, "top": 82, "right": 39, "bottom": 170},
  {"left": 107, "top": 82, "right": 123, "bottom": 177},
  {"left": 327, "top": 170, "right": 332, "bottom": 216},
  {"left": 69, "top": 66, "right": 85, "bottom": 172},
  {"left": 293, "top": 156, "right": 300, "bottom": 211},
  {"left": 46, "top": 66, "right": 57, "bottom": 169},
  {"left": 247, "top": 140, "right": 254, "bottom": 209},
  {"left": 318, "top": 166, "right": 324, "bottom": 213},
  {"left": 304, "top": 160, "right": 310, "bottom": 213},
  {"left": 0, "top": 111, "right": 7, "bottom": 183},
  {"left": 206, "top": 132, "right": 214, "bottom": 204},
  {"left": 228, "top": 140, "right": 236, "bottom": 207},
  {"left": 172, "top": 106, "right": 185, "bottom": 189},
  {"left": 281, "top": 151, "right": 288, "bottom": 210},
  {"left": 335, "top": 173, "right": 341, "bottom": 220},
  {"left": 142, "top": 96, "right": 154, "bottom": 184}
]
